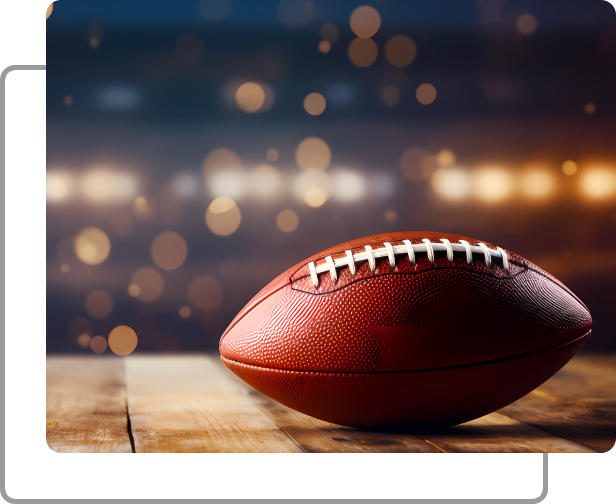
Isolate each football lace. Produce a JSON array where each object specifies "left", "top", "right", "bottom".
[{"left": 308, "top": 239, "right": 509, "bottom": 288}]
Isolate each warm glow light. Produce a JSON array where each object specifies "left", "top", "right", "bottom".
[
  {"left": 416, "top": 83, "right": 437, "bottom": 105},
  {"left": 431, "top": 168, "right": 470, "bottom": 200},
  {"left": 60, "top": 264, "right": 70, "bottom": 273},
  {"left": 74, "top": 227, "right": 111, "bottom": 265},
  {"left": 333, "top": 170, "right": 366, "bottom": 202},
  {"left": 437, "top": 149, "right": 456, "bottom": 167},
  {"left": 81, "top": 169, "right": 137, "bottom": 203},
  {"left": 516, "top": 14, "right": 537, "bottom": 35},
  {"left": 203, "top": 148, "right": 242, "bottom": 172},
  {"left": 128, "top": 284, "right": 141, "bottom": 297},
  {"left": 400, "top": 147, "right": 431, "bottom": 181},
  {"left": 348, "top": 37, "right": 378, "bottom": 67},
  {"left": 303, "top": 93, "right": 327, "bottom": 116},
  {"left": 349, "top": 5, "right": 381, "bottom": 38},
  {"left": 250, "top": 164, "right": 281, "bottom": 199},
  {"left": 276, "top": 209, "right": 299, "bottom": 232},
  {"left": 473, "top": 169, "right": 514, "bottom": 203},
  {"left": 584, "top": 103, "right": 596, "bottom": 115},
  {"left": 151, "top": 231, "right": 188, "bottom": 270},
  {"left": 205, "top": 197, "right": 241, "bottom": 236},
  {"left": 385, "top": 35, "right": 417, "bottom": 68},
  {"left": 295, "top": 137, "right": 331, "bottom": 170},
  {"left": 318, "top": 40, "right": 331, "bottom": 53},
  {"left": 63, "top": 95, "right": 73, "bottom": 107},
  {"left": 188, "top": 275, "right": 224, "bottom": 311},
  {"left": 580, "top": 169, "right": 616, "bottom": 199},
  {"left": 134, "top": 196, "right": 153, "bottom": 217},
  {"left": 320, "top": 23, "right": 340, "bottom": 43},
  {"left": 85, "top": 290, "right": 113, "bottom": 319},
  {"left": 46, "top": 172, "right": 74, "bottom": 201},
  {"left": 381, "top": 86, "right": 401, "bottom": 107},
  {"left": 108, "top": 326, "right": 138, "bottom": 356},
  {"left": 562, "top": 160, "right": 578, "bottom": 176},
  {"left": 235, "top": 82, "right": 266, "bottom": 113},
  {"left": 383, "top": 209, "right": 398, "bottom": 224},
  {"left": 77, "top": 333, "right": 91, "bottom": 348},
  {"left": 179, "top": 306, "right": 192, "bottom": 318},
  {"left": 90, "top": 336, "right": 107, "bottom": 354},
  {"left": 520, "top": 170, "right": 555, "bottom": 199},
  {"left": 130, "top": 267, "right": 164, "bottom": 302},
  {"left": 266, "top": 148, "right": 279, "bottom": 162},
  {"left": 294, "top": 170, "right": 333, "bottom": 207},
  {"left": 203, "top": 148, "right": 244, "bottom": 199},
  {"left": 304, "top": 187, "right": 327, "bottom": 207}
]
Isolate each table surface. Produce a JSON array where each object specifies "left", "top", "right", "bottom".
[{"left": 46, "top": 354, "right": 616, "bottom": 453}]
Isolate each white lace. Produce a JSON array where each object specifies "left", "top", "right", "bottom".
[{"left": 308, "top": 239, "right": 510, "bottom": 288}]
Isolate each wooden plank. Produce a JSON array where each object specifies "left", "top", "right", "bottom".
[
  {"left": 124, "top": 355, "right": 301, "bottom": 453},
  {"left": 498, "top": 355, "right": 616, "bottom": 453},
  {"left": 417, "top": 412, "right": 597, "bottom": 453},
  {"left": 240, "top": 385, "right": 441, "bottom": 453},
  {"left": 46, "top": 357, "right": 132, "bottom": 453}
]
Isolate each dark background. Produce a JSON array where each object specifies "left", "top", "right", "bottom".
[{"left": 46, "top": 0, "right": 616, "bottom": 354}]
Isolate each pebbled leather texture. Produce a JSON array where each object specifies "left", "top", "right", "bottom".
[{"left": 219, "top": 231, "right": 592, "bottom": 427}]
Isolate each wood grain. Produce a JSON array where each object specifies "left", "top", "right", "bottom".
[
  {"left": 498, "top": 355, "right": 616, "bottom": 453},
  {"left": 46, "top": 357, "right": 132, "bottom": 453},
  {"left": 416, "top": 412, "right": 597, "bottom": 453},
  {"left": 124, "top": 356, "right": 301, "bottom": 453}
]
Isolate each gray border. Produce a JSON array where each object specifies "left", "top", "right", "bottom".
[{"left": 0, "top": 66, "right": 566, "bottom": 504}]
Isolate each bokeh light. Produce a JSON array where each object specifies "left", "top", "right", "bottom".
[
  {"left": 295, "top": 137, "right": 331, "bottom": 170},
  {"left": 584, "top": 103, "right": 596, "bottom": 115},
  {"left": 250, "top": 164, "right": 281, "bottom": 199},
  {"left": 151, "top": 231, "right": 188, "bottom": 270},
  {"left": 235, "top": 82, "right": 266, "bottom": 113},
  {"left": 134, "top": 196, "right": 155, "bottom": 219},
  {"left": 130, "top": 267, "right": 165, "bottom": 302},
  {"left": 179, "top": 306, "right": 192, "bottom": 318},
  {"left": 580, "top": 168, "right": 616, "bottom": 199},
  {"left": 175, "top": 33, "right": 204, "bottom": 63},
  {"left": 266, "top": 148, "right": 279, "bottom": 161},
  {"left": 318, "top": 40, "right": 331, "bottom": 54},
  {"left": 74, "top": 227, "right": 111, "bottom": 265},
  {"left": 473, "top": 169, "right": 515, "bottom": 203},
  {"left": 188, "top": 275, "right": 224, "bottom": 311},
  {"left": 294, "top": 169, "right": 333, "bottom": 207},
  {"left": 107, "top": 325, "right": 138, "bottom": 356},
  {"left": 205, "top": 197, "right": 241, "bottom": 236},
  {"left": 63, "top": 95, "right": 73, "bottom": 106},
  {"left": 81, "top": 169, "right": 137, "bottom": 203},
  {"left": 276, "top": 209, "right": 299, "bottom": 232},
  {"left": 46, "top": 171, "right": 74, "bottom": 202},
  {"left": 516, "top": 14, "right": 537, "bottom": 35},
  {"left": 61, "top": 264, "right": 70, "bottom": 273},
  {"left": 400, "top": 147, "right": 431, "bottom": 181},
  {"left": 90, "top": 335, "right": 107, "bottom": 354},
  {"left": 562, "top": 160, "right": 578, "bottom": 176},
  {"left": 431, "top": 168, "right": 470, "bottom": 200},
  {"left": 303, "top": 93, "right": 326, "bottom": 116},
  {"left": 381, "top": 86, "right": 401, "bottom": 107},
  {"left": 348, "top": 37, "right": 378, "bottom": 67},
  {"left": 520, "top": 170, "right": 556, "bottom": 199},
  {"left": 349, "top": 5, "right": 381, "bottom": 38},
  {"left": 416, "top": 83, "right": 437, "bottom": 105},
  {"left": 85, "top": 290, "right": 113, "bottom": 319},
  {"left": 385, "top": 35, "right": 417, "bottom": 67},
  {"left": 77, "top": 333, "right": 91, "bottom": 348},
  {"left": 437, "top": 149, "right": 456, "bottom": 167},
  {"left": 203, "top": 148, "right": 242, "bottom": 172},
  {"left": 383, "top": 209, "right": 398, "bottom": 224},
  {"left": 320, "top": 23, "right": 340, "bottom": 43},
  {"left": 333, "top": 170, "right": 366, "bottom": 202},
  {"left": 203, "top": 148, "right": 245, "bottom": 199}
]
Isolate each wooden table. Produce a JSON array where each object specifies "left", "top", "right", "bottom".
[{"left": 46, "top": 354, "right": 616, "bottom": 453}]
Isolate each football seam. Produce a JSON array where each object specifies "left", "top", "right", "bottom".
[{"left": 221, "top": 329, "right": 591, "bottom": 376}]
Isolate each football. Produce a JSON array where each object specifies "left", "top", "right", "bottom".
[{"left": 220, "top": 232, "right": 592, "bottom": 428}]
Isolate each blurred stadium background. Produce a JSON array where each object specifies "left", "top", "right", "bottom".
[{"left": 46, "top": 0, "right": 616, "bottom": 356}]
